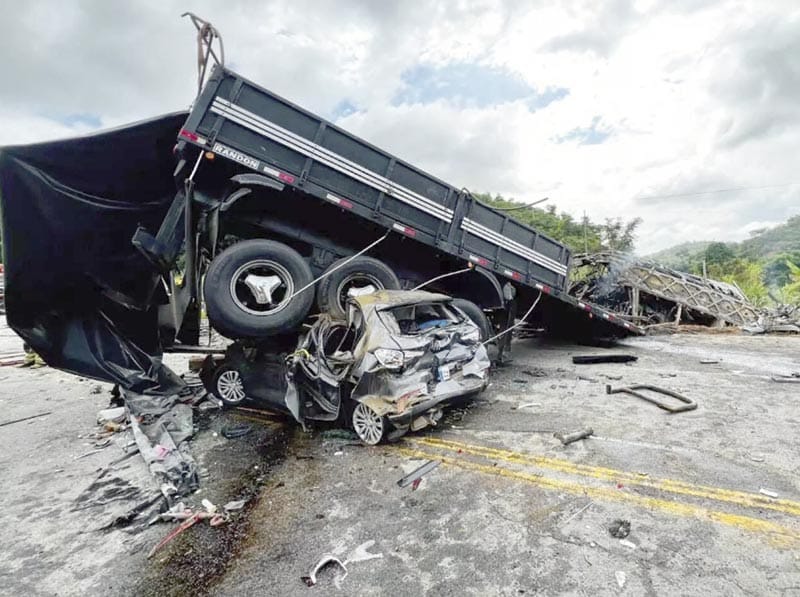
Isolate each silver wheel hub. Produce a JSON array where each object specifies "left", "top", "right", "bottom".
[
  {"left": 217, "top": 369, "right": 245, "bottom": 403},
  {"left": 352, "top": 402, "right": 385, "bottom": 445},
  {"left": 337, "top": 273, "right": 383, "bottom": 310},
  {"left": 230, "top": 259, "right": 294, "bottom": 316}
]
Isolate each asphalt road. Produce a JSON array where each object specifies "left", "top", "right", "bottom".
[{"left": 1, "top": 322, "right": 799, "bottom": 596}]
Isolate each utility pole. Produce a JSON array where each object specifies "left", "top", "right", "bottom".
[{"left": 583, "top": 210, "right": 588, "bottom": 253}]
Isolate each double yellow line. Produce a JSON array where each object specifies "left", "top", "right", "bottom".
[{"left": 398, "top": 436, "right": 800, "bottom": 548}]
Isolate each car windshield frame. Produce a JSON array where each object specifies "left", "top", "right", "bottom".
[{"left": 376, "top": 300, "right": 466, "bottom": 336}]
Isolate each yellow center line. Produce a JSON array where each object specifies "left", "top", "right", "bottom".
[
  {"left": 395, "top": 446, "right": 800, "bottom": 548},
  {"left": 408, "top": 436, "right": 800, "bottom": 518}
]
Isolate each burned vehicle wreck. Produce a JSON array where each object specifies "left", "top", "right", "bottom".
[{"left": 203, "top": 290, "right": 491, "bottom": 444}]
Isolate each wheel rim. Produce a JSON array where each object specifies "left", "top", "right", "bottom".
[
  {"left": 216, "top": 369, "right": 246, "bottom": 403},
  {"left": 336, "top": 273, "right": 383, "bottom": 311},
  {"left": 230, "top": 259, "right": 294, "bottom": 316},
  {"left": 352, "top": 402, "right": 384, "bottom": 445}
]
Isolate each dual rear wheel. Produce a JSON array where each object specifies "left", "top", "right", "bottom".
[{"left": 204, "top": 241, "right": 400, "bottom": 338}]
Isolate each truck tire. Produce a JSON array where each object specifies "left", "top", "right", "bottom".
[
  {"left": 317, "top": 256, "right": 400, "bottom": 319},
  {"left": 452, "top": 298, "right": 493, "bottom": 341},
  {"left": 204, "top": 239, "right": 314, "bottom": 338}
]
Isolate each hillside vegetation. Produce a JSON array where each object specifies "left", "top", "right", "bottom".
[
  {"left": 478, "top": 192, "right": 799, "bottom": 305},
  {"left": 476, "top": 193, "right": 642, "bottom": 253},
  {"left": 647, "top": 215, "right": 800, "bottom": 305}
]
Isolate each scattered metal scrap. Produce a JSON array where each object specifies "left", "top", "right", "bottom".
[
  {"left": 0, "top": 411, "right": 52, "bottom": 427},
  {"left": 573, "top": 354, "right": 638, "bottom": 364},
  {"left": 397, "top": 460, "right": 441, "bottom": 488},
  {"left": 744, "top": 304, "right": 800, "bottom": 334},
  {"left": 571, "top": 252, "right": 761, "bottom": 328},
  {"left": 555, "top": 427, "right": 594, "bottom": 445},
  {"left": 771, "top": 373, "right": 800, "bottom": 384},
  {"left": 605, "top": 384, "right": 697, "bottom": 413}
]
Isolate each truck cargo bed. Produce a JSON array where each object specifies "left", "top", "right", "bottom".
[{"left": 179, "top": 66, "right": 642, "bottom": 336}]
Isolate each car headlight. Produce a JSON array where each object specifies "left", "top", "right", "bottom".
[
  {"left": 374, "top": 348, "right": 405, "bottom": 370},
  {"left": 461, "top": 327, "right": 482, "bottom": 342}
]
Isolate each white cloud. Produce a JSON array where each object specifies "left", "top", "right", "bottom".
[{"left": 1, "top": 0, "right": 798, "bottom": 254}]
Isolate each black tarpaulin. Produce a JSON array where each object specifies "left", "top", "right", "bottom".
[{"left": 0, "top": 112, "right": 189, "bottom": 393}]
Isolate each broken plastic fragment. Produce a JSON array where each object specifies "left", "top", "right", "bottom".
[
  {"left": 301, "top": 555, "right": 348, "bottom": 587},
  {"left": 615, "top": 571, "right": 627, "bottom": 588},
  {"left": 223, "top": 499, "right": 247, "bottom": 512},
  {"left": 96, "top": 406, "right": 126, "bottom": 424},
  {"left": 345, "top": 540, "right": 383, "bottom": 564}
]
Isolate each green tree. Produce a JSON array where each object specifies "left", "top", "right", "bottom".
[
  {"left": 716, "top": 259, "right": 768, "bottom": 306},
  {"left": 599, "top": 217, "right": 642, "bottom": 252},
  {"left": 780, "top": 260, "right": 800, "bottom": 302},
  {"left": 474, "top": 193, "right": 639, "bottom": 254},
  {"left": 704, "top": 242, "right": 735, "bottom": 267},
  {"left": 763, "top": 252, "right": 800, "bottom": 288}
]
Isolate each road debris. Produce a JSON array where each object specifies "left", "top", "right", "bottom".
[
  {"left": 699, "top": 359, "right": 720, "bottom": 365},
  {"left": 615, "top": 571, "right": 627, "bottom": 589},
  {"left": 606, "top": 384, "right": 697, "bottom": 413},
  {"left": 555, "top": 427, "right": 594, "bottom": 445},
  {"left": 96, "top": 406, "right": 126, "bottom": 424},
  {"left": 301, "top": 540, "right": 383, "bottom": 588},
  {"left": 302, "top": 555, "right": 348, "bottom": 587},
  {"left": 512, "top": 402, "right": 542, "bottom": 410},
  {"left": 0, "top": 350, "right": 26, "bottom": 366},
  {"left": 221, "top": 423, "right": 253, "bottom": 439},
  {"left": 223, "top": 499, "right": 247, "bottom": 512},
  {"left": 0, "top": 411, "right": 52, "bottom": 428},
  {"left": 573, "top": 355, "right": 638, "bottom": 364},
  {"left": 345, "top": 540, "right": 383, "bottom": 564},
  {"left": 743, "top": 304, "right": 800, "bottom": 334},
  {"left": 147, "top": 500, "right": 229, "bottom": 557},
  {"left": 125, "top": 390, "right": 198, "bottom": 496},
  {"left": 571, "top": 252, "right": 759, "bottom": 328},
  {"left": 619, "top": 539, "right": 637, "bottom": 550},
  {"left": 759, "top": 488, "right": 779, "bottom": 498},
  {"left": 608, "top": 519, "right": 631, "bottom": 538},
  {"left": 397, "top": 460, "right": 441, "bottom": 488},
  {"left": 561, "top": 501, "right": 593, "bottom": 526},
  {"left": 74, "top": 448, "right": 105, "bottom": 460},
  {"left": 770, "top": 373, "right": 800, "bottom": 383}
]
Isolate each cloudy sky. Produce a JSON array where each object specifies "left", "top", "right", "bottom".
[{"left": 1, "top": 0, "right": 798, "bottom": 253}]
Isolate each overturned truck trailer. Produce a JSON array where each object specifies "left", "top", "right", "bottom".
[
  {"left": 0, "top": 68, "right": 641, "bottom": 392},
  {"left": 571, "top": 252, "right": 760, "bottom": 327}
]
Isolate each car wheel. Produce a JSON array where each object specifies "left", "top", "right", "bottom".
[
  {"left": 211, "top": 365, "right": 247, "bottom": 406},
  {"left": 204, "top": 240, "right": 314, "bottom": 338},
  {"left": 452, "top": 298, "right": 493, "bottom": 341},
  {"left": 351, "top": 402, "right": 386, "bottom": 445},
  {"left": 317, "top": 256, "right": 400, "bottom": 319}
]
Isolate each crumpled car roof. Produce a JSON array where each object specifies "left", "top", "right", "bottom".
[{"left": 350, "top": 289, "right": 453, "bottom": 312}]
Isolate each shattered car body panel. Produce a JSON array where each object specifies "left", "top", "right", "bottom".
[
  {"left": 343, "top": 291, "right": 489, "bottom": 433},
  {"left": 223, "top": 290, "right": 490, "bottom": 442}
]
